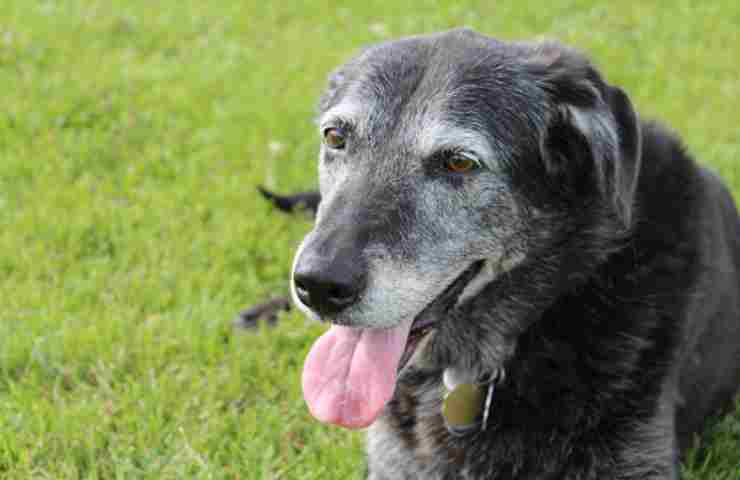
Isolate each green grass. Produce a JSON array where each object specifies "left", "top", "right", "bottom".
[{"left": 0, "top": 0, "right": 738, "bottom": 478}]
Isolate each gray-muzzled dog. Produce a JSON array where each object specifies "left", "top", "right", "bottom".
[{"left": 274, "top": 29, "right": 740, "bottom": 479}]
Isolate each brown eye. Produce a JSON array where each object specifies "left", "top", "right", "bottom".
[
  {"left": 444, "top": 154, "right": 479, "bottom": 173},
  {"left": 323, "top": 127, "right": 346, "bottom": 150}
]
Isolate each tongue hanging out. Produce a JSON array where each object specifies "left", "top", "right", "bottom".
[{"left": 301, "top": 320, "right": 413, "bottom": 429}]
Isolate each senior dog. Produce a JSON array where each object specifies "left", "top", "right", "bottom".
[{"left": 246, "top": 29, "right": 740, "bottom": 479}]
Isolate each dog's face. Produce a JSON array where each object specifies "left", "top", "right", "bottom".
[
  {"left": 294, "top": 32, "right": 536, "bottom": 330},
  {"left": 294, "top": 29, "right": 641, "bottom": 428}
]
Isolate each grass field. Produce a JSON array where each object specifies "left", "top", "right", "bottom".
[{"left": 0, "top": 1, "right": 738, "bottom": 478}]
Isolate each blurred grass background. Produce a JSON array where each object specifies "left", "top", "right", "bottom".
[{"left": 0, "top": 1, "right": 738, "bottom": 478}]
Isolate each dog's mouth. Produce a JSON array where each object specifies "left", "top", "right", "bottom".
[
  {"left": 397, "top": 260, "right": 485, "bottom": 373},
  {"left": 301, "top": 260, "right": 484, "bottom": 430}
]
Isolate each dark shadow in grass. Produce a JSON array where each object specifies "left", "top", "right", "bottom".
[
  {"left": 256, "top": 185, "right": 320, "bottom": 218},
  {"left": 233, "top": 296, "right": 292, "bottom": 330}
]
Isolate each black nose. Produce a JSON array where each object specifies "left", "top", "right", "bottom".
[{"left": 293, "top": 259, "right": 364, "bottom": 316}]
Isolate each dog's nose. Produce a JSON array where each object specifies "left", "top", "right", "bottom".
[{"left": 293, "top": 258, "right": 364, "bottom": 316}]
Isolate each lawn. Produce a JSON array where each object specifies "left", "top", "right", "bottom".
[{"left": 0, "top": 0, "right": 738, "bottom": 478}]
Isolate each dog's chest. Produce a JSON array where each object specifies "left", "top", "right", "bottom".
[{"left": 366, "top": 372, "right": 480, "bottom": 480}]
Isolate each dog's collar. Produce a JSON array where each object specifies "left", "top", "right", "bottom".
[{"left": 442, "top": 369, "right": 504, "bottom": 436}]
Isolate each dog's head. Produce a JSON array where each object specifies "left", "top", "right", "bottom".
[{"left": 294, "top": 29, "right": 641, "bottom": 428}]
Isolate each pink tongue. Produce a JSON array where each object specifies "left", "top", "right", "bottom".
[{"left": 302, "top": 320, "right": 413, "bottom": 429}]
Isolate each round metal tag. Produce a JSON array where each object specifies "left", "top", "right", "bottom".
[{"left": 442, "top": 383, "right": 484, "bottom": 436}]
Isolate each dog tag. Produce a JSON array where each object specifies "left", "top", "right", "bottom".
[{"left": 442, "top": 383, "right": 484, "bottom": 435}]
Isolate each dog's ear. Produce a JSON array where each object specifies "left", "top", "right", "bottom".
[
  {"left": 603, "top": 85, "right": 642, "bottom": 227},
  {"left": 529, "top": 44, "right": 642, "bottom": 227}
]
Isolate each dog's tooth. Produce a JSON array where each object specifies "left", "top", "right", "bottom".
[{"left": 406, "top": 330, "right": 436, "bottom": 369}]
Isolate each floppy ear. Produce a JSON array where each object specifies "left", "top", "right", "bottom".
[
  {"left": 533, "top": 46, "right": 642, "bottom": 227},
  {"left": 604, "top": 85, "right": 642, "bottom": 227}
]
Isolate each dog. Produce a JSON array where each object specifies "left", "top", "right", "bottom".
[{"left": 252, "top": 29, "right": 740, "bottom": 478}]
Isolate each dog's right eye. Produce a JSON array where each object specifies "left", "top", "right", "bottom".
[
  {"left": 444, "top": 155, "right": 478, "bottom": 173},
  {"left": 441, "top": 151, "right": 481, "bottom": 174},
  {"left": 323, "top": 127, "right": 347, "bottom": 150}
]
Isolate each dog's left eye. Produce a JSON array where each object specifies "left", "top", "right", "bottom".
[
  {"left": 443, "top": 153, "right": 480, "bottom": 174},
  {"left": 323, "top": 127, "right": 347, "bottom": 150}
]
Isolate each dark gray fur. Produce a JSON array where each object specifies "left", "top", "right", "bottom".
[{"left": 284, "top": 29, "right": 740, "bottom": 479}]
